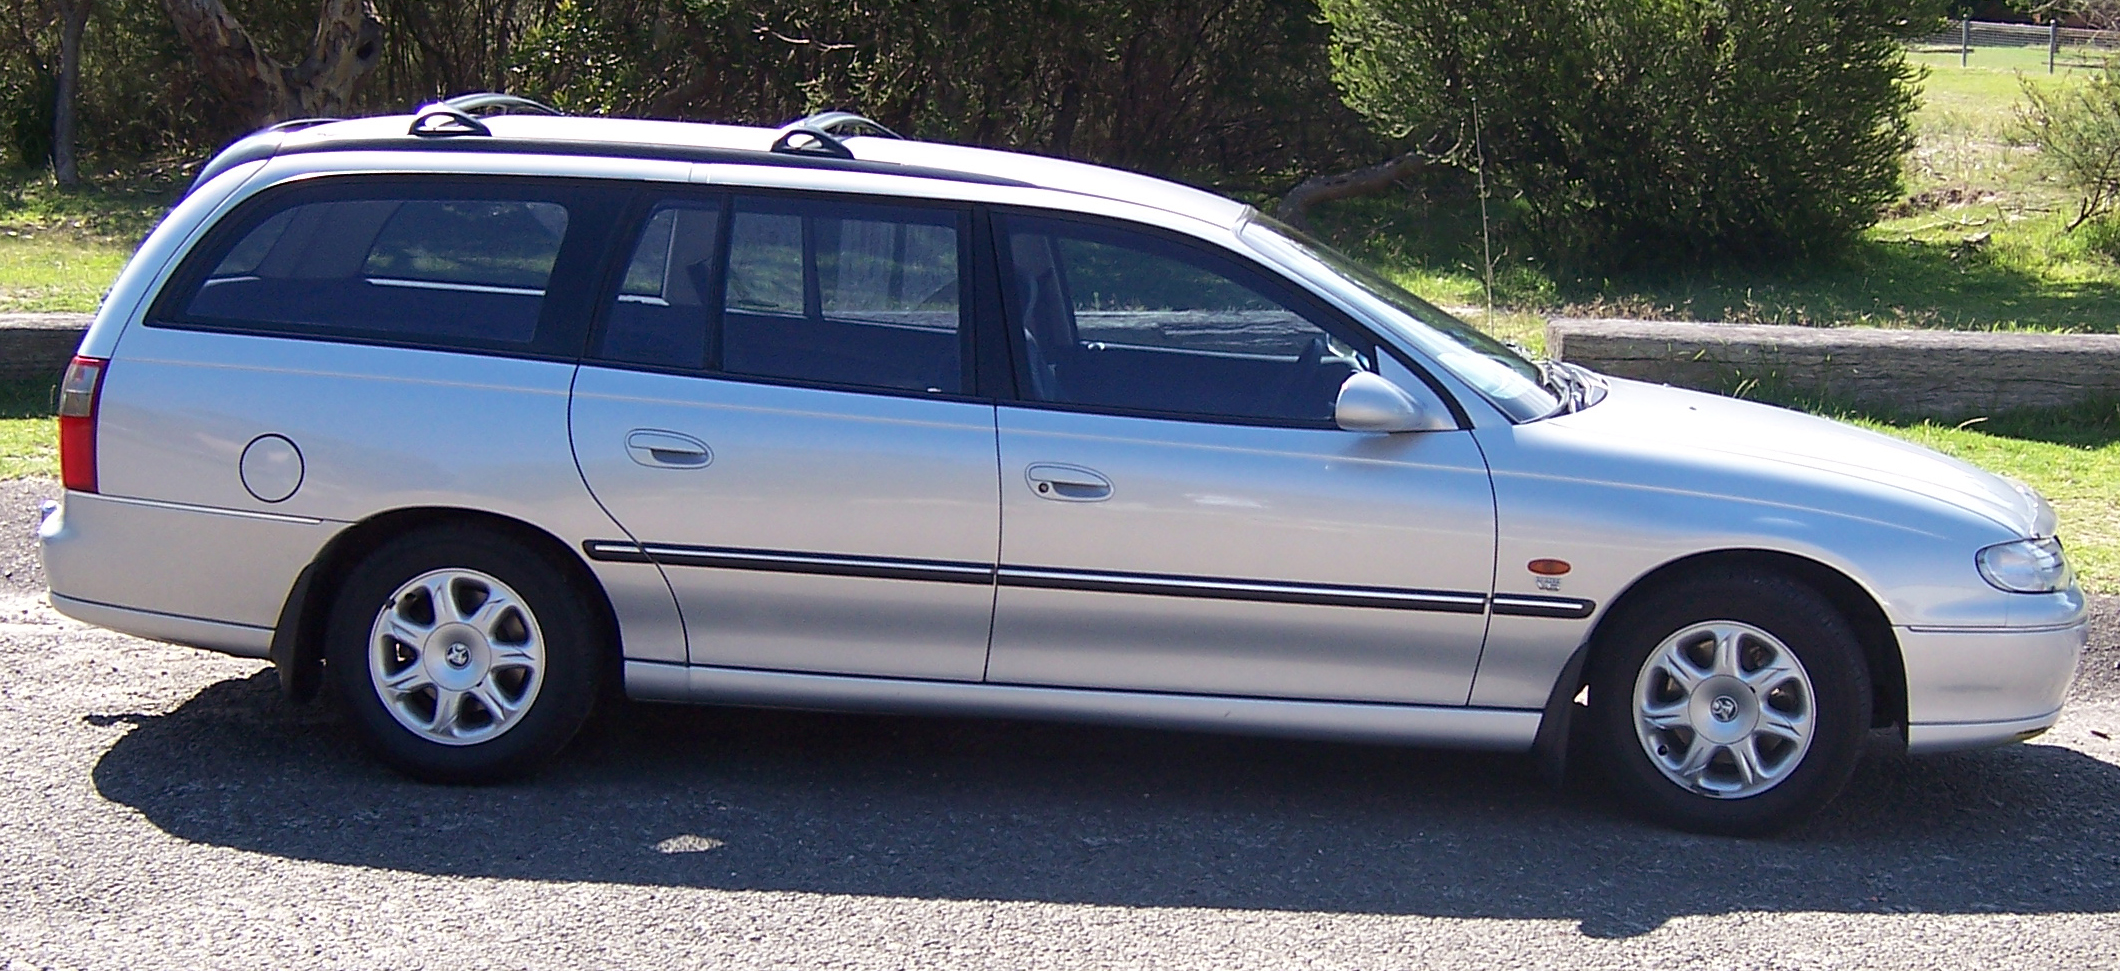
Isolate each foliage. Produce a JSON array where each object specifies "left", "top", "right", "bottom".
[
  {"left": 2020, "top": 63, "right": 2120, "bottom": 229},
  {"left": 0, "top": 0, "right": 1378, "bottom": 193},
  {"left": 508, "top": 0, "right": 1382, "bottom": 190},
  {"left": 1316, "top": 0, "right": 1944, "bottom": 272}
]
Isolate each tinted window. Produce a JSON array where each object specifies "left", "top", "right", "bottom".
[
  {"left": 599, "top": 202, "right": 723, "bottom": 369},
  {"left": 601, "top": 194, "right": 965, "bottom": 394},
  {"left": 723, "top": 199, "right": 963, "bottom": 393},
  {"left": 167, "top": 182, "right": 592, "bottom": 351},
  {"left": 998, "top": 214, "right": 1369, "bottom": 423}
]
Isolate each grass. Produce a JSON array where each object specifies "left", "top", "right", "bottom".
[
  {"left": 0, "top": 378, "right": 56, "bottom": 479},
  {"left": 1907, "top": 45, "right": 2108, "bottom": 78},
  {"left": 0, "top": 167, "right": 184, "bottom": 313},
  {"left": 0, "top": 419, "right": 54, "bottom": 478}
]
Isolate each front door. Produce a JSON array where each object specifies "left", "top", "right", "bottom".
[
  {"left": 571, "top": 191, "right": 999, "bottom": 681},
  {"left": 985, "top": 213, "right": 1496, "bottom": 705}
]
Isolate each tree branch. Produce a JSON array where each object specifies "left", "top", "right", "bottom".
[{"left": 1277, "top": 148, "right": 1454, "bottom": 231}]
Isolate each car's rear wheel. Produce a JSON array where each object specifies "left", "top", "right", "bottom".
[
  {"left": 1586, "top": 567, "right": 1872, "bottom": 835},
  {"left": 326, "top": 525, "right": 602, "bottom": 782}
]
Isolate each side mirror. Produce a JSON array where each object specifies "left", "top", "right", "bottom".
[{"left": 1335, "top": 371, "right": 1448, "bottom": 433}]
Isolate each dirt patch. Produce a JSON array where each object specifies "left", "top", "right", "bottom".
[{"left": 1885, "top": 184, "right": 2007, "bottom": 219}]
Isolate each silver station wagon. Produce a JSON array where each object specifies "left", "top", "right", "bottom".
[{"left": 39, "top": 97, "right": 2085, "bottom": 834}]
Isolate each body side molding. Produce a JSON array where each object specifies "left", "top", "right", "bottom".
[{"left": 586, "top": 540, "right": 1596, "bottom": 619}]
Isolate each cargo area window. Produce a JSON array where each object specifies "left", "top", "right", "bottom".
[{"left": 158, "top": 179, "right": 603, "bottom": 355}]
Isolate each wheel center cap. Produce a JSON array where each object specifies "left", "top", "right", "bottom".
[
  {"left": 1690, "top": 675, "right": 1759, "bottom": 744},
  {"left": 424, "top": 622, "right": 489, "bottom": 691}
]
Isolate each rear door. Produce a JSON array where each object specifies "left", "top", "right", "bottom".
[
  {"left": 985, "top": 212, "right": 1497, "bottom": 706},
  {"left": 570, "top": 190, "right": 1001, "bottom": 680}
]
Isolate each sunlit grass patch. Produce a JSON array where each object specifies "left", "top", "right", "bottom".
[
  {"left": 0, "top": 234, "right": 129, "bottom": 312},
  {"left": 0, "top": 419, "right": 55, "bottom": 479}
]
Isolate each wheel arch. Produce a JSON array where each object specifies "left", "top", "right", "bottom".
[
  {"left": 268, "top": 507, "right": 622, "bottom": 703},
  {"left": 1533, "top": 547, "right": 1906, "bottom": 786}
]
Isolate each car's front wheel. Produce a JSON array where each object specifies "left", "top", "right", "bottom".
[
  {"left": 1586, "top": 568, "right": 1872, "bottom": 835},
  {"left": 325, "top": 525, "right": 603, "bottom": 782}
]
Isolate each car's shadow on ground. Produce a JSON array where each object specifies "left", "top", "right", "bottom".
[{"left": 92, "top": 671, "right": 2120, "bottom": 937}]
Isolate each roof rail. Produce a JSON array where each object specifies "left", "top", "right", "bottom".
[
  {"left": 264, "top": 118, "right": 339, "bottom": 133},
  {"left": 770, "top": 111, "right": 900, "bottom": 161},
  {"left": 441, "top": 92, "right": 564, "bottom": 117},
  {"left": 409, "top": 104, "right": 491, "bottom": 138},
  {"left": 796, "top": 111, "right": 902, "bottom": 140},
  {"left": 770, "top": 123, "right": 851, "bottom": 159}
]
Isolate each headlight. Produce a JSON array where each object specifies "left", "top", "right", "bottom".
[{"left": 1976, "top": 537, "right": 2074, "bottom": 593}]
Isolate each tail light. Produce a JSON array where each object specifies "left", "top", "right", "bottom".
[{"left": 57, "top": 356, "right": 106, "bottom": 493}]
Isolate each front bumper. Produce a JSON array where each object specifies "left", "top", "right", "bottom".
[{"left": 1900, "top": 620, "right": 2086, "bottom": 754}]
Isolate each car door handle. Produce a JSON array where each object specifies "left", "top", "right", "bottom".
[
  {"left": 626, "top": 429, "right": 712, "bottom": 469},
  {"left": 1025, "top": 463, "right": 1112, "bottom": 501}
]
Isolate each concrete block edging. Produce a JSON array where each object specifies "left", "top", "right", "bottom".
[{"left": 1546, "top": 317, "right": 2120, "bottom": 419}]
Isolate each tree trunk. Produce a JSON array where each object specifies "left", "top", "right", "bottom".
[
  {"left": 51, "top": 0, "right": 91, "bottom": 185},
  {"left": 1277, "top": 149, "right": 1449, "bottom": 232},
  {"left": 160, "top": 0, "right": 384, "bottom": 130}
]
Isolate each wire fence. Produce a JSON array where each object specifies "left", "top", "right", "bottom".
[{"left": 1912, "top": 19, "right": 2120, "bottom": 72}]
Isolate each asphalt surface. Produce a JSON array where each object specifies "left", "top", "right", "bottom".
[{"left": 4, "top": 474, "right": 2119, "bottom": 969}]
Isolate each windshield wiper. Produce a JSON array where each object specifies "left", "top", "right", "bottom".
[{"left": 1538, "top": 360, "right": 1584, "bottom": 413}]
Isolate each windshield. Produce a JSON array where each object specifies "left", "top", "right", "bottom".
[{"left": 1238, "top": 212, "right": 1563, "bottom": 421}]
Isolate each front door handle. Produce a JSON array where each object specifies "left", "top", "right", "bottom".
[
  {"left": 626, "top": 429, "right": 712, "bottom": 469},
  {"left": 1025, "top": 463, "right": 1112, "bottom": 502}
]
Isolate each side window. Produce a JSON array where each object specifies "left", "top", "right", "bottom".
[
  {"left": 173, "top": 189, "right": 577, "bottom": 348},
  {"left": 998, "top": 214, "right": 1371, "bottom": 424},
  {"left": 599, "top": 203, "right": 723, "bottom": 369},
  {"left": 720, "top": 196, "right": 964, "bottom": 394}
]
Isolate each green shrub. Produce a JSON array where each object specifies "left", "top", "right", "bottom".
[
  {"left": 510, "top": 0, "right": 1381, "bottom": 191},
  {"left": 1317, "top": 0, "right": 1942, "bottom": 272},
  {"left": 2020, "top": 63, "right": 2120, "bottom": 232}
]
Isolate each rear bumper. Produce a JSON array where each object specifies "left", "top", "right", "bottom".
[
  {"left": 39, "top": 490, "right": 331, "bottom": 651},
  {"left": 1900, "top": 621, "right": 2086, "bottom": 754},
  {"left": 48, "top": 592, "right": 271, "bottom": 658}
]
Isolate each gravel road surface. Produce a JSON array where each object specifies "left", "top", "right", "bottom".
[{"left": 3, "top": 475, "right": 2118, "bottom": 969}]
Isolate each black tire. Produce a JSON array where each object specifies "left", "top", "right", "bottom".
[
  {"left": 325, "top": 524, "right": 604, "bottom": 783},
  {"left": 1585, "top": 567, "right": 1872, "bottom": 836}
]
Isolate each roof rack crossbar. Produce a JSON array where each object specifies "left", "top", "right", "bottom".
[
  {"left": 796, "top": 111, "right": 902, "bottom": 140},
  {"left": 441, "top": 92, "right": 564, "bottom": 117}
]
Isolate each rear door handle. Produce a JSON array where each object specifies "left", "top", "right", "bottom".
[
  {"left": 1025, "top": 463, "right": 1112, "bottom": 502},
  {"left": 626, "top": 429, "right": 712, "bottom": 469}
]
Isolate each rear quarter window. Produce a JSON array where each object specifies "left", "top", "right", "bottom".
[{"left": 154, "top": 178, "right": 620, "bottom": 358}]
